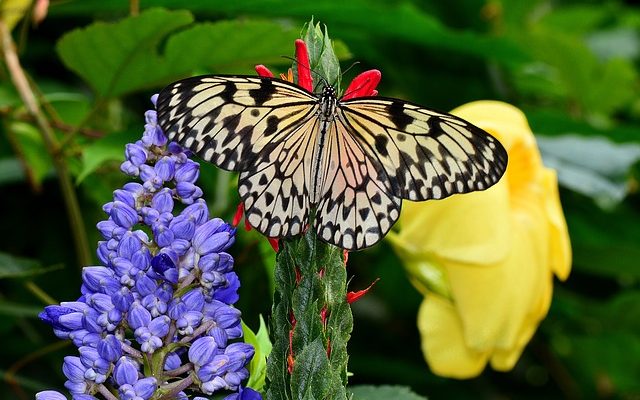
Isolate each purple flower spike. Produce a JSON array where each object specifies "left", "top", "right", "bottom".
[
  {"left": 224, "top": 387, "right": 263, "bottom": 400},
  {"left": 40, "top": 95, "right": 254, "bottom": 400}
]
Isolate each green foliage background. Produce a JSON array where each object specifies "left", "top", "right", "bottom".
[{"left": 1, "top": 0, "right": 640, "bottom": 399}]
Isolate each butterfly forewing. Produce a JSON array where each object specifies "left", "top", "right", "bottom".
[
  {"left": 156, "top": 75, "right": 508, "bottom": 250},
  {"left": 157, "top": 76, "right": 317, "bottom": 171},
  {"left": 338, "top": 97, "right": 508, "bottom": 202}
]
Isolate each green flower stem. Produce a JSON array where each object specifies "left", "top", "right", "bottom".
[
  {"left": 1, "top": 21, "right": 92, "bottom": 268},
  {"left": 266, "top": 229, "right": 353, "bottom": 400}
]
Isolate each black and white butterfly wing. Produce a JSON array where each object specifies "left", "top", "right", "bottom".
[
  {"left": 336, "top": 97, "right": 508, "bottom": 201},
  {"left": 157, "top": 75, "right": 320, "bottom": 238},
  {"left": 314, "top": 119, "right": 402, "bottom": 250},
  {"left": 311, "top": 97, "right": 508, "bottom": 250}
]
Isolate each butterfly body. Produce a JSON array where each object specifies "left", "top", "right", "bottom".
[{"left": 157, "top": 75, "right": 508, "bottom": 250}]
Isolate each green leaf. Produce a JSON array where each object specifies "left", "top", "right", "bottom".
[
  {"left": 77, "top": 130, "right": 138, "bottom": 183},
  {"left": 48, "top": 0, "right": 526, "bottom": 65},
  {"left": 537, "top": 135, "right": 640, "bottom": 208},
  {"left": 56, "top": 8, "right": 302, "bottom": 98},
  {"left": 0, "top": 252, "right": 60, "bottom": 279},
  {"left": 243, "top": 315, "right": 272, "bottom": 391},
  {"left": 0, "top": 301, "right": 45, "bottom": 318},
  {"left": 8, "top": 121, "right": 53, "bottom": 188},
  {"left": 56, "top": 8, "right": 194, "bottom": 98},
  {"left": 350, "top": 385, "right": 427, "bottom": 400}
]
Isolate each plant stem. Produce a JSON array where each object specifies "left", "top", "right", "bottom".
[
  {"left": 1, "top": 21, "right": 92, "bottom": 268},
  {"left": 266, "top": 229, "right": 352, "bottom": 400}
]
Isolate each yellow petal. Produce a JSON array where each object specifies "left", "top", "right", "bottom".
[
  {"left": 541, "top": 169, "right": 572, "bottom": 280},
  {"left": 396, "top": 179, "right": 511, "bottom": 266},
  {"left": 418, "top": 295, "right": 489, "bottom": 378},
  {"left": 444, "top": 203, "right": 550, "bottom": 351}
]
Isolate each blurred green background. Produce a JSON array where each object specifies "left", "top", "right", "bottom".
[{"left": 1, "top": 1, "right": 640, "bottom": 399}]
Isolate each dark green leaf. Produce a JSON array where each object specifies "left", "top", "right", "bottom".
[
  {"left": 0, "top": 252, "right": 60, "bottom": 279},
  {"left": 56, "top": 9, "right": 302, "bottom": 98},
  {"left": 56, "top": 8, "right": 194, "bottom": 98},
  {"left": 6, "top": 122, "right": 53, "bottom": 188}
]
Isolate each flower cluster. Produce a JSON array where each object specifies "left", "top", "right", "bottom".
[{"left": 37, "top": 96, "right": 257, "bottom": 400}]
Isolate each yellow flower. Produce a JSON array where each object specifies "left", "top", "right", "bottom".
[{"left": 387, "top": 100, "right": 571, "bottom": 379}]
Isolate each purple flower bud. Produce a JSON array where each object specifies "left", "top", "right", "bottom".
[
  {"left": 113, "top": 188, "right": 136, "bottom": 208},
  {"left": 141, "top": 207, "right": 159, "bottom": 226},
  {"left": 39, "top": 304, "right": 83, "bottom": 332},
  {"left": 82, "top": 267, "right": 117, "bottom": 294},
  {"left": 112, "top": 287, "right": 134, "bottom": 312},
  {"left": 175, "top": 160, "right": 199, "bottom": 183},
  {"left": 201, "top": 376, "right": 227, "bottom": 394},
  {"left": 199, "top": 354, "right": 231, "bottom": 381},
  {"left": 181, "top": 200, "right": 209, "bottom": 225},
  {"left": 224, "top": 387, "right": 263, "bottom": 400},
  {"left": 141, "top": 293, "right": 168, "bottom": 317},
  {"left": 183, "top": 289, "right": 205, "bottom": 312},
  {"left": 150, "top": 253, "right": 178, "bottom": 284},
  {"left": 176, "top": 310, "right": 203, "bottom": 335},
  {"left": 208, "top": 326, "right": 228, "bottom": 348},
  {"left": 150, "top": 94, "right": 159, "bottom": 106},
  {"left": 96, "top": 242, "right": 113, "bottom": 266},
  {"left": 151, "top": 188, "right": 174, "bottom": 213},
  {"left": 128, "top": 303, "right": 151, "bottom": 330},
  {"left": 204, "top": 301, "right": 241, "bottom": 329},
  {"left": 97, "top": 335, "right": 122, "bottom": 362},
  {"left": 135, "top": 274, "right": 157, "bottom": 297},
  {"left": 199, "top": 253, "right": 234, "bottom": 274},
  {"left": 113, "top": 356, "right": 139, "bottom": 386},
  {"left": 153, "top": 223, "right": 175, "bottom": 248},
  {"left": 139, "top": 164, "right": 162, "bottom": 191},
  {"left": 164, "top": 352, "right": 182, "bottom": 371},
  {"left": 72, "top": 395, "right": 99, "bottom": 400},
  {"left": 96, "top": 219, "right": 124, "bottom": 240},
  {"left": 133, "top": 377, "right": 157, "bottom": 399},
  {"left": 62, "top": 356, "right": 86, "bottom": 382},
  {"left": 188, "top": 336, "right": 218, "bottom": 367},
  {"left": 64, "top": 380, "right": 88, "bottom": 395},
  {"left": 118, "top": 232, "right": 143, "bottom": 259},
  {"left": 170, "top": 239, "right": 191, "bottom": 256},
  {"left": 176, "top": 182, "right": 203, "bottom": 203},
  {"left": 169, "top": 215, "right": 196, "bottom": 240},
  {"left": 125, "top": 143, "right": 148, "bottom": 166},
  {"left": 155, "top": 156, "right": 175, "bottom": 182},
  {"left": 213, "top": 272, "right": 240, "bottom": 304},
  {"left": 110, "top": 201, "right": 138, "bottom": 229},
  {"left": 226, "top": 343, "right": 255, "bottom": 363},
  {"left": 120, "top": 160, "right": 139, "bottom": 176},
  {"left": 149, "top": 315, "right": 170, "bottom": 338},
  {"left": 193, "top": 219, "right": 235, "bottom": 255},
  {"left": 35, "top": 391, "right": 67, "bottom": 400}
]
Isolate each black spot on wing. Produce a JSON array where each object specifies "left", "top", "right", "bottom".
[
  {"left": 387, "top": 101, "right": 413, "bottom": 131},
  {"left": 264, "top": 115, "right": 280, "bottom": 137},
  {"left": 249, "top": 78, "right": 277, "bottom": 105},
  {"left": 374, "top": 135, "right": 389, "bottom": 157}
]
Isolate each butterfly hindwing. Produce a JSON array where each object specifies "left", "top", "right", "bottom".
[
  {"left": 315, "top": 120, "right": 402, "bottom": 250},
  {"left": 337, "top": 97, "right": 508, "bottom": 202}
]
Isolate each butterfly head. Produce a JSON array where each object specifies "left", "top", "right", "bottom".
[{"left": 319, "top": 85, "right": 338, "bottom": 119}]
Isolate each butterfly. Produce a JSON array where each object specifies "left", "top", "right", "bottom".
[{"left": 156, "top": 75, "right": 508, "bottom": 251}]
